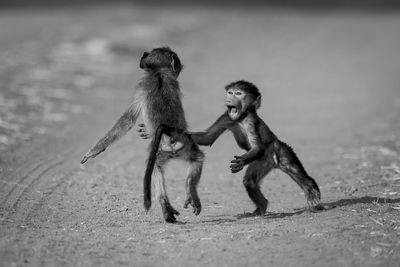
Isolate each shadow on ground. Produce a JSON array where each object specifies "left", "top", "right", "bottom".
[
  {"left": 232, "top": 196, "right": 400, "bottom": 220},
  {"left": 189, "top": 196, "right": 400, "bottom": 224}
]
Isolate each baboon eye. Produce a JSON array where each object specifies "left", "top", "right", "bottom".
[
  {"left": 228, "top": 91, "right": 233, "bottom": 95},
  {"left": 235, "top": 91, "right": 242, "bottom": 96}
]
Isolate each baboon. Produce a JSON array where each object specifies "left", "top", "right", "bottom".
[
  {"left": 81, "top": 47, "right": 204, "bottom": 223},
  {"left": 139, "top": 80, "right": 323, "bottom": 216}
]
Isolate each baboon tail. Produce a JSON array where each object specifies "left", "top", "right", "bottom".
[{"left": 143, "top": 124, "right": 165, "bottom": 210}]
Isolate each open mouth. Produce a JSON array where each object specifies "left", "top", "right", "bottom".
[{"left": 227, "top": 105, "right": 240, "bottom": 120}]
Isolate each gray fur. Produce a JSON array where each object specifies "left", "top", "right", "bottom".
[{"left": 81, "top": 47, "right": 203, "bottom": 223}]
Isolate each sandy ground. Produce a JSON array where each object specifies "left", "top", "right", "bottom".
[{"left": 0, "top": 4, "right": 400, "bottom": 267}]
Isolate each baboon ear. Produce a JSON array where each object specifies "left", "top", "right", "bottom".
[
  {"left": 254, "top": 95, "right": 261, "bottom": 109},
  {"left": 141, "top": 52, "right": 149, "bottom": 59},
  {"left": 139, "top": 52, "right": 149, "bottom": 69},
  {"left": 170, "top": 53, "right": 181, "bottom": 73},
  {"left": 170, "top": 54, "right": 176, "bottom": 72}
]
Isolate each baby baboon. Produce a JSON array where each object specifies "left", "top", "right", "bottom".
[
  {"left": 192, "top": 80, "right": 323, "bottom": 215},
  {"left": 140, "top": 80, "right": 323, "bottom": 216},
  {"left": 81, "top": 47, "right": 204, "bottom": 223}
]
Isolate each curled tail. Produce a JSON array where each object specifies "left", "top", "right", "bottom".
[{"left": 143, "top": 124, "right": 166, "bottom": 210}]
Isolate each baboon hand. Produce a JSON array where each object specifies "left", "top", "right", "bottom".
[
  {"left": 230, "top": 156, "right": 245, "bottom": 173},
  {"left": 137, "top": 124, "right": 150, "bottom": 139},
  {"left": 80, "top": 146, "right": 106, "bottom": 164}
]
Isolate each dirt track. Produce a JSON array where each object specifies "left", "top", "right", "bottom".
[{"left": 1, "top": 4, "right": 400, "bottom": 266}]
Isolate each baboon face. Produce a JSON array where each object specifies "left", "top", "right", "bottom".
[
  {"left": 226, "top": 86, "right": 260, "bottom": 121},
  {"left": 224, "top": 80, "right": 261, "bottom": 120},
  {"left": 140, "top": 47, "right": 182, "bottom": 75}
]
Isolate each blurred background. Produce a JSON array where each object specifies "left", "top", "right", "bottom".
[
  {"left": 1, "top": 1, "right": 400, "bottom": 266},
  {"left": 1, "top": 0, "right": 400, "bottom": 8},
  {"left": 0, "top": 0, "right": 399, "bottom": 152}
]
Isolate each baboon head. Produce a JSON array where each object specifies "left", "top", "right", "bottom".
[
  {"left": 225, "top": 80, "right": 261, "bottom": 120},
  {"left": 139, "top": 47, "right": 183, "bottom": 76}
]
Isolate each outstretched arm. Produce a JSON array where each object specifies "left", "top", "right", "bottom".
[
  {"left": 81, "top": 91, "right": 143, "bottom": 164},
  {"left": 190, "top": 113, "right": 229, "bottom": 146},
  {"left": 137, "top": 113, "right": 229, "bottom": 147}
]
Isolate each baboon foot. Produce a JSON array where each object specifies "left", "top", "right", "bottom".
[
  {"left": 162, "top": 202, "right": 180, "bottom": 223},
  {"left": 163, "top": 211, "right": 177, "bottom": 223},
  {"left": 308, "top": 203, "right": 325, "bottom": 213},
  {"left": 183, "top": 196, "right": 202, "bottom": 216},
  {"left": 237, "top": 207, "right": 266, "bottom": 219},
  {"left": 305, "top": 187, "right": 323, "bottom": 212},
  {"left": 252, "top": 207, "right": 267, "bottom": 216}
]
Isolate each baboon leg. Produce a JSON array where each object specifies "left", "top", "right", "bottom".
[
  {"left": 153, "top": 161, "right": 179, "bottom": 223},
  {"left": 183, "top": 149, "right": 204, "bottom": 215},
  {"left": 275, "top": 141, "right": 322, "bottom": 211},
  {"left": 243, "top": 160, "right": 272, "bottom": 216}
]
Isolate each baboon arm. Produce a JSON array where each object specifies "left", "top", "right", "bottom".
[
  {"left": 97, "top": 106, "right": 139, "bottom": 145},
  {"left": 81, "top": 96, "right": 142, "bottom": 164},
  {"left": 230, "top": 146, "right": 264, "bottom": 173},
  {"left": 240, "top": 146, "right": 264, "bottom": 164},
  {"left": 190, "top": 114, "right": 229, "bottom": 146}
]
